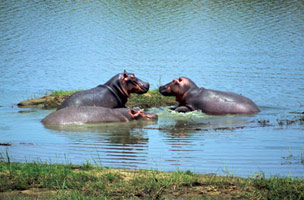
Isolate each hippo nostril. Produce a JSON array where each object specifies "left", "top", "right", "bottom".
[
  {"left": 139, "top": 82, "right": 149, "bottom": 92},
  {"left": 144, "top": 82, "right": 150, "bottom": 90},
  {"left": 135, "top": 82, "right": 149, "bottom": 94}
]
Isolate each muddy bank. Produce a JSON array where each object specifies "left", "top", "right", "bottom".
[{"left": 18, "top": 94, "right": 69, "bottom": 109}]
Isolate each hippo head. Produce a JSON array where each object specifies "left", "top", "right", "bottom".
[
  {"left": 104, "top": 70, "right": 150, "bottom": 98},
  {"left": 159, "top": 77, "right": 198, "bottom": 98},
  {"left": 129, "top": 109, "right": 158, "bottom": 121},
  {"left": 120, "top": 70, "right": 150, "bottom": 95}
]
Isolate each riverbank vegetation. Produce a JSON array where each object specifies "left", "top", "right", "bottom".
[
  {"left": 1, "top": 159, "right": 303, "bottom": 200},
  {"left": 17, "top": 89, "right": 176, "bottom": 109}
]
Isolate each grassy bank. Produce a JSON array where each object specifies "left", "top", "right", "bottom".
[
  {"left": 0, "top": 160, "right": 303, "bottom": 200},
  {"left": 17, "top": 89, "right": 176, "bottom": 109}
]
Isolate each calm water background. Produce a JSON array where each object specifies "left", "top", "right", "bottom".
[{"left": 0, "top": 0, "right": 304, "bottom": 177}]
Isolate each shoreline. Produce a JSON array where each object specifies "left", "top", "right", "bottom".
[{"left": 0, "top": 160, "right": 303, "bottom": 199}]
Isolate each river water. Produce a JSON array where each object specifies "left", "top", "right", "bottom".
[{"left": 0, "top": 0, "right": 304, "bottom": 177}]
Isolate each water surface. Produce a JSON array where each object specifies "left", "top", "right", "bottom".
[{"left": 0, "top": 0, "right": 304, "bottom": 177}]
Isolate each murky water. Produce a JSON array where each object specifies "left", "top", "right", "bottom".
[{"left": 1, "top": 0, "right": 304, "bottom": 177}]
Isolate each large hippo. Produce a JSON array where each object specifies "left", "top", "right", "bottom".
[
  {"left": 42, "top": 106, "right": 158, "bottom": 125},
  {"left": 159, "top": 77, "right": 260, "bottom": 115},
  {"left": 57, "top": 70, "right": 149, "bottom": 110}
]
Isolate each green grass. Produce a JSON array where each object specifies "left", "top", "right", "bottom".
[
  {"left": 252, "top": 175, "right": 304, "bottom": 199},
  {"left": 127, "top": 89, "right": 176, "bottom": 108},
  {"left": 48, "top": 89, "right": 83, "bottom": 97},
  {"left": 1, "top": 156, "right": 303, "bottom": 199}
]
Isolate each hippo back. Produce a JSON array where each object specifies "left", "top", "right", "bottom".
[
  {"left": 194, "top": 89, "right": 260, "bottom": 115},
  {"left": 42, "top": 106, "right": 132, "bottom": 125},
  {"left": 57, "top": 86, "right": 122, "bottom": 110}
]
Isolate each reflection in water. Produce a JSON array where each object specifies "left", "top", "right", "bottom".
[
  {"left": 42, "top": 120, "right": 157, "bottom": 168},
  {"left": 148, "top": 110, "right": 259, "bottom": 169},
  {"left": 44, "top": 120, "right": 157, "bottom": 145}
]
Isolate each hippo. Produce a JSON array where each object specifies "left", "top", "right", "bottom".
[
  {"left": 159, "top": 77, "right": 260, "bottom": 115},
  {"left": 41, "top": 106, "right": 158, "bottom": 125},
  {"left": 57, "top": 70, "right": 149, "bottom": 110}
]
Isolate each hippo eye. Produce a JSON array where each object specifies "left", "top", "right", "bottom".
[
  {"left": 179, "top": 78, "right": 183, "bottom": 82},
  {"left": 130, "top": 75, "right": 136, "bottom": 81},
  {"left": 128, "top": 77, "right": 138, "bottom": 85}
]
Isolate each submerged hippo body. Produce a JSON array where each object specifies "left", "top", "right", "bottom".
[
  {"left": 41, "top": 106, "right": 158, "bottom": 125},
  {"left": 159, "top": 77, "right": 260, "bottom": 115},
  {"left": 57, "top": 70, "right": 149, "bottom": 110}
]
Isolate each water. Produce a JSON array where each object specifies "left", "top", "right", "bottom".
[{"left": 1, "top": 0, "right": 304, "bottom": 177}]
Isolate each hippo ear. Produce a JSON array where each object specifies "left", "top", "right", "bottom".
[{"left": 123, "top": 70, "right": 128, "bottom": 78}]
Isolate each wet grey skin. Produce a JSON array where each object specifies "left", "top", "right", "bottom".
[
  {"left": 57, "top": 70, "right": 149, "bottom": 110},
  {"left": 41, "top": 106, "right": 158, "bottom": 125},
  {"left": 159, "top": 77, "right": 260, "bottom": 115}
]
